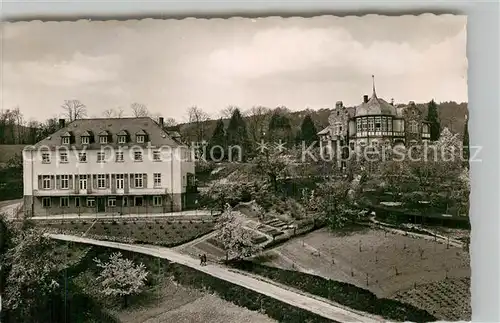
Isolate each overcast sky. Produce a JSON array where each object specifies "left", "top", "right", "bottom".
[{"left": 1, "top": 14, "right": 467, "bottom": 123}]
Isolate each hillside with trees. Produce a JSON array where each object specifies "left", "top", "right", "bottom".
[{"left": 177, "top": 101, "right": 468, "bottom": 145}]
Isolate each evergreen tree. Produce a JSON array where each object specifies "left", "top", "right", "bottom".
[
  {"left": 267, "top": 108, "right": 293, "bottom": 146},
  {"left": 226, "top": 108, "right": 250, "bottom": 160},
  {"left": 427, "top": 99, "right": 441, "bottom": 141},
  {"left": 298, "top": 115, "right": 319, "bottom": 145},
  {"left": 463, "top": 115, "right": 469, "bottom": 164},
  {"left": 209, "top": 118, "right": 226, "bottom": 160}
]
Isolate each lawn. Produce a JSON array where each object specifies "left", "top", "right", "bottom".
[
  {"left": 258, "top": 226, "right": 470, "bottom": 321},
  {"left": 37, "top": 218, "right": 215, "bottom": 247},
  {"left": 113, "top": 280, "right": 276, "bottom": 323}
]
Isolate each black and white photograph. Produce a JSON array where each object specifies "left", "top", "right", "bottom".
[{"left": 0, "top": 14, "right": 469, "bottom": 323}]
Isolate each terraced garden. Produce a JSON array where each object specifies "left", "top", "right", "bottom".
[{"left": 36, "top": 218, "right": 216, "bottom": 247}]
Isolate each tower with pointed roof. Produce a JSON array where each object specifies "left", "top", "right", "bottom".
[{"left": 317, "top": 76, "right": 432, "bottom": 167}]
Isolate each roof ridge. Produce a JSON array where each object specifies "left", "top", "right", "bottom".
[{"left": 69, "top": 116, "right": 152, "bottom": 122}]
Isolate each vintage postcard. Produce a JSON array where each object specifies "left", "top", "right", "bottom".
[{"left": 0, "top": 14, "right": 469, "bottom": 323}]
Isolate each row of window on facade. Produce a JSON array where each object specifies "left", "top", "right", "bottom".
[
  {"left": 42, "top": 150, "right": 162, "bottom": 164},
  {"left": 61, "top": 133, "right": 146, "bottom": 145},
  {"left": 39, "top": 173, "right": 162, "bottom": 190},
  {"left": 41, "top": 195, "right": 163, "bottom": 208},
  {"left": 41, "top": 149, "right": 193, "bottom": 164},
  {"left": 355, "top": 117, "right": 395, "bottom": 133},
  {"left": 355, "top": 117, "right": 428, "bottom": 134}
]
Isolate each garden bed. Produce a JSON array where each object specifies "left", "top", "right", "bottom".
[{"left": 38, "top": 219, "right": 216, "bottom": 247}]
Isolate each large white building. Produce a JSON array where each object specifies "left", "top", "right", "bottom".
[
  {"left": 23, "top": 117, "right": 195, "bottom": 216},
  {"left": 317, "top": 77, "right": 431, "bottom": 167}
]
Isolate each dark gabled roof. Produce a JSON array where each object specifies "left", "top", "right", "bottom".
[
  {"left": 81, "top": 130, "right": 92, "bottom": 136},
  {"left": 31, "top": 117, "right": 180, "bottom": 149},
  {"left": 98, "top": 130, "right": 110, "bottom": 136},
  {"left": 135, "top": 129, "right": 147, "bottom": 135},
  {"left": 117, "top": 130, "right": 129, "bottom": 136},
  {"left": 61, "top": 131, "right": 73, "bottom": 137}
]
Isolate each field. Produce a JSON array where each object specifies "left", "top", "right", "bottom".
[
  {"left": 260, "top": 226, "right": 470, "bottom": 321},
  {"left": 114, "top": 279, "right": 276, "bottom": 323},
  {"left": 36, "top": 218, "right": 215, "bottom": 247}
]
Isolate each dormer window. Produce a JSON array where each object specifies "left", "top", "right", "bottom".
[
  {"left": 117, "top": 129, "right": 129, "bottom": 144},
  {"left": 61, "top": 131, "right": 72, "bottom": 145},
  {"left": 98, "top": 130, "right": 111, "bottom": 144},
  {"left": 81, "top": 136, "right": 90, "bottom": 145},
  {"left": 135, "top": 129, "right": 147, "bottom": 143},
  {"left": 80, "top": 130, "right": 93, "bottom": 145}
]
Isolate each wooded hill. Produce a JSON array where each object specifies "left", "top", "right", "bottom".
[{"left": 175, "top": 101, "right": 468, "bottom": 144}]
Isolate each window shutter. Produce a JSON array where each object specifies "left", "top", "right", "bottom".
[
  {"left": 129, "top": 174, "right": 134, "bottom": 188},
  {"left": 38, "top": 175, "right": 42, "bottom": 190},
  {"left": 106, "top": 174, "right": 110, "bottom": 188},
  {"left": 93, "top": 175, "right": 97, "bottom": 189},
  {"left": 56, "top": 175, "right": 61, "bottom": 190},
  {"left": 143, "top": 173, "right": 147, "bottom": 188},
  {"left": 69, "top": 175, "right": 73, "bottom": 190},
  {"left": 50, "top": 175, "right": 55, "bottom": 189},
  {"left": 111, "top": 174, "right": 116, "bottom": 190}
]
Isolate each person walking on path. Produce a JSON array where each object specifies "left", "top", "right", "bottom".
[
  {"left": 198, "top": 254, "right": 203, "bottom": 265},
  {"left": 202, "top": 254, "right": 207, "bottom": 266}
]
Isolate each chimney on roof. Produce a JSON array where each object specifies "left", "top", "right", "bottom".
[
  {"left": 58, "top": 119, "right": 65, "bottom": 128},
  {"left": 363, "top": 95, "right": 369, "bottom": 103},
  {"left": 159, "top": 117, "right": 164, "bottom": 127}
]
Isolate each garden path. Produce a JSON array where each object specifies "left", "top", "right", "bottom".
[{"left": 48, "top": 233, "right": 383, "bottom": 323}]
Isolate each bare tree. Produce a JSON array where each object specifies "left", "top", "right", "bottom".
[
  {"left": 103, "top": 107, "right": 125, "bottom": 118},
  {"left": 102, "top": 109, "right": 115, "bottom": 118},
  {"left": 164, "top": 117, "right": 177, "bottom": 128},
  {"left": 61, "top": 100, "right": 87, "bottom": 122},
  {"left": 130, "top": 103, "right": 150, "bottom": 117},
  {"left": 12, "top": 107, "right": 25, "bottom": 143},
  {"left": 245, "top": 106, "right": 271, "bottom": 142},
  {"left": 187, "top": 106, "right": 210, "bottom": 142},
  {"left": 220, "top": 105, "right": 238, "bottom": 119}
]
